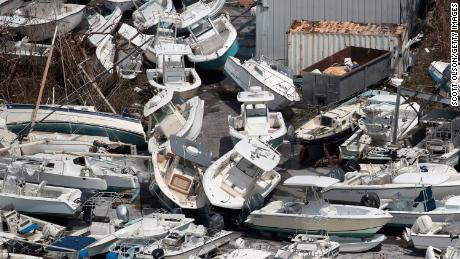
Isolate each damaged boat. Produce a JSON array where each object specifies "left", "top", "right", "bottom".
[
  {"left": 84, "top": 6, "right": 123, "bottom": 47},
  {"left": 132, "top": 0, "right": 173, "bottom": 31}
]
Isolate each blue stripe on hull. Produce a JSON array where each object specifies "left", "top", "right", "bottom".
[{"left": 197, "top": 40, "right": 239, "bottom": 70}]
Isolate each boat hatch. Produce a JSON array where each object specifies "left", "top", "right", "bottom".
[
  {"left": 234, "top": 138, "right": 280, "bottom": 171},
  {"left": 170, "top": 135, "right": 212, "bottom": 167},
  {"left": 283, "top": 175, "right": 339, "bottom": 188},
  {"left": 392, "top": 173, "right": 450, "bottom": 185}
]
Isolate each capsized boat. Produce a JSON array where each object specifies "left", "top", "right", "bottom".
[
  {"left": 144, "top": 89, "right": 204, "bottom": 152},
  {"left": 323, "top": 161, "right": 460, "bottom": 205},
  {"left": 151, "top": 135, "right": 211, "bottom": 210},
  {"left": 0, "top": 37, "right": 50, "bottom": 60},
  {"left": 0, "top": 2, "right": 85, "bottom": 41},
  {"left": 228, "top": 86, "right": 286, "bottom": 148},
  {"left": 404, "top": 215, "right": 460, "bottom": 250},
  {"left": 0, "top": 104, "right": 146, "bottom": 147},
  {"left": 224, "top": 56, "right": 300, "bottom": 110},
  {"left": 84, "top": 6, "right": 123, "bottom": 47},
  {"left": 0, "top": 176, "right": 81, "bottom": 216},
  {"left": 132, "top": 0, "right": 173, "bottom": 31},
  {"left": 203, "top": 138, "right": 282, "bottom": 210},
  {"left": 185, "top": 14, "right": 238, "bottom": 69},
  {"left": 116, "top": 223, "right": 236, "bottom": 258},
  {"left": 275, "top": 234, "right": 340, "bottom": 259},
  {"left": 246, "top": 176, "right": 392, "bottom": 237}
]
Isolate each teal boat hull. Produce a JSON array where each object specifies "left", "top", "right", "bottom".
[{"left": 196, "top": 40, "right": 239, "bottom": 70}]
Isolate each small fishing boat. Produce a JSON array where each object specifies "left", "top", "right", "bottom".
[
  {"left": 214, "top": 248, "right": 275, "bottom": 259},
  {"left": 275, "top": 234, "right": 340, "bottom": 259},
  {"left": 151, "top": 135, "right": 211, "bottom": 210},
  {"left": 380, "top": 189, "right": 460, "bottom": 227},
  {"left": 0, "top": 2, "right": 86, "bottom": 41},
  {"left": 224, "top": 56, "right": 301, "bottom": 110},
  {"left": 294, "top": 99, "right": 363, "bottom": 144},
  {"left": 203, "top": 138, "right": 282, "bottom": 210},
  {"left": 0, "top": 37, "right": 50, "bottom": 60},
  {"left": 84, "top": 6, "right": 123, "bottom": 47},
  {"left": 0, "top": 0, "right": 22, "bottom": 15},
  {"left": 175, "top": 0, "right": 225, "bottom": 29},
  {"left": 330, "top": 234, "right": 386, "bottom": 253},
  {"left": 96, "top": 34, "right": 144, "bottom": 80},
  {"left": 323, "top": 161, "right": 460, "bottom": 205},
  {"left": 144, "top": 90, "right": 204, "bottom": 152},
  {"left": 0, "top": 210, "right": 66, "bottom": 255},
  {"left": 0, "top": 104, "right": 146, "bottom": 147},
  {"left": 132, "top": 0, "right": 173, "bottom": 31},
  {"left": 114, "top": 223, "right": 236, "bottom": 259},
  {"left": 228, "top": 86, "right": 286, "bottom": 148},
  {"left": 246, "top": 176, "right": 393, "bottom": 237},
  {"left": 185, "top": 14, "right": 238, "bottom": 70},
  {"left": 0, "top": 176, "right": 81, "bottom": 216},
  {"left": 404, "top": 215, "right": 460, "bottom": 250}
]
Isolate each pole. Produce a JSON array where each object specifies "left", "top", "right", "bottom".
[
  {"left": 30, "top": 26, "right": 59, "bottom": 129},
  {"left": 391, "top": 78, "right": 403, "bottom": 144}
]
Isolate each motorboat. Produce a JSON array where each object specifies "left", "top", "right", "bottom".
[
  {"left": 330, "top": 234, "right": 386, "bottom": 253},
  {"left": 151, "top": 135, "right": 211, "bottom": 210},
  {"left": 203, "top": 138, "right": 282, "bottom": 210},
  {"left": 0, "top": 2, "right": 85, "bottom": 41},
  {"left": 95, "top": 34, "right": 144, "bottom": 80},
  {"left": 117, "top": 23, "right": 154, "bottom": 52},
  {"left": 144, "top": 89, "right": 204, "bottom": 153},
  {"left": 111, "top": 223, "right": 236, "bottom": 258},
  {"left": 294, "top": 100, "right": 363, "bottom": 144},
  {"left": 145, "top": 19, "right": 201, "bottom": 98},
  {"left": 224, "top": 56, "right": 300, "bottom": 110},
  {"left": 323, "top": 161, "right": 460, "bottom": 205},
  {"left": 0, "top": 37, "right": 50, "bottom": 60},
  {"left": 228, "top": 86, "right": 286, "bottom": 148},
  {"left": 174, "top": 0, "right": 225, "bottom": 29},
  {"left": 0, "top": 176, "right": 81, "bottom": 216},
  {"left": 86, "top": 213, "right": 194, "bottom": 257},
  {"left": 103, "top": 0, "right": 141, "bottom": 12},
  {"left": 84, "top": 6, "right": 123, "bottom": 47},
  {"left": 0, "top": 104, "right": 146, "bottom": 147},
  {"left": 404, "top": 215, "right": 460, "bottom": 250},
  {"left": 0, "top": 0, "right": 22, "bottom": 15},
  {"left": 185, "top": 14, "right": 238, "bottom": 69},
  {"left": 380, "top": 188, "right": 460, "bottom": 227},
  {"left": 275, "top": 234, "right": 340, "bottom": 259},
  {"left": 246, "top": 176, "right": 393, "bottom": 237},
  {"left": 132, "top": 0, "right": 173, "bottom": 31},
  {"left": 214, "top": 248, "right": 275, "bottom": 259}
]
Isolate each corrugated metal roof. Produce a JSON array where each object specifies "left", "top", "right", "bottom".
[{"left": 289, "top": 20, "right": 406, "bottom": 36}]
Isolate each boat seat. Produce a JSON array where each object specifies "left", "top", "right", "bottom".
[
  {"left": 18, "top": 220, "right": 38, "bottom": 235},
  {"left": 169, "top": 172, "right": 194, "bottom": 196},
  {"left": 222, "top": 167, "right": 253, "bottom": 196}
]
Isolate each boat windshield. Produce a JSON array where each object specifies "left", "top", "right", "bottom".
[
  {"left": 245, "top": 104, "right": 267, "bottom": 118},
  {"left": 189, "top": 19, "right": 212, "bottom": 37},
  {"left": 320, "top": 116, "right": 333, "bottom": 127},
  {"left": 152, "top": 103, "right": 175, "bottom": 122}
]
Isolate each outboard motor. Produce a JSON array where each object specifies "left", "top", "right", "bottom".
[
  {"left": 151, "top": 248, "right": 165, "bottom": 259},
  {"left": 116, "top": 205, "right": 130, "bottom": 224},
  {"left": 235, "top": 193, "right": 265, "bottom": 225},
  {"left": 80, "top": 189, "right": 99, "bottom": 223},
  {"left": 359, "top": 192, "right": 380, "bottom": 208},
  {"left": 328, "top": 167, "right": 345, "bottom": 182}
]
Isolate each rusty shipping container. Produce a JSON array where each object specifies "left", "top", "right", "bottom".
[
  {"left": 287, "top": 20, "right": 409, "bottom": 76},
  {"left": 300, "top": 46, "right": 391, "bottom": 107}
]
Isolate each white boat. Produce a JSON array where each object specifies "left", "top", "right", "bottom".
[
  {"left": 214, "top": 248, "right": 275, "bottom": 259},
  {"left": 224, "top": 56, "right": 300, "bottom": 110},
  {"left": 228, "top": 86, "right": 286, "bottom": 148},
  {"left": 117, "top": 23, "right": 154, "bottom": 51},
  {"left": 95, "top": 34, "right": 143, "bottom": 80},
  {"left": 323, "top": 161, "right": 460, "bottom": 205},
  {"left": 175, "top": 0, "right": 225, "bottom": 29},
  {"left": 144, "top": 90, "right": 204, "bottom": 153},
  {"left": 84, "top": 6, "right": 123, "bottom": 47},
  {"left": 0, "top": 104, "right": 146, "bottom": 147},
  {"left": 294, "top": 99, "right": 364, "bottom": 145},
  {"left": 103, "top": 0, "right": 141, "bottom": 12},
  {"left": 132, "top": 0, "right": 173, "bottom": 31},
  {"left": 246, "top": 175, "right": 393, "bottom": 237},
  {"left": 0, "top": 2, "right": 85, "bottom": 41},
  {"left": 185, "top": 14, "right": 238, "bottom": 69},
  {"left": 0, "top": 176, "right": 81, "bottom": 216},
  {"left": 330, "top": 234, "right": 386, "bottom": 253},
  {"left": 124, "top": 223, "right": 236, "bottom": 259},
  {"left": 0, "top": 0, "right": 22, "bottom": 15},
  {"left": 203, "top": 138, "right": 281, "bottom": 210},
  {"left": 86, "top": 213, "right": 194, "bottom": 256},
  {"left": 426, "top": 245, "right": 460, "bottom": 259},
  {"left": 275, "top": 234, "right": 340, "bottom": 259},
  {"left": 404, "top": 215, "right": 460, "bottom": 250},
  {"left": 0, "top": 210, "right": 65, "bottom": 253},
  {"left": 152, "top": 135, "right": 211, "bottom": 209},
  {"left": 0, "top": 37, "right": 50, "bottom": 60}
]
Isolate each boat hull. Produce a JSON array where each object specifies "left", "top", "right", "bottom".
[
  {"left": 411, "top": 234, "right": 454, "bottom": 250},
  {"left": 0, "top": 193, "right": 79, "bottom": 216},
  {"left": 194, "top": 39, "right": 239, "bottom": 70},
  {"left": 331, "top": 234, "right": 386, "bottom": 253},
  {"left": 296, "top": 126, "right": 354, "bottom": 145},
  {"left": 387, "top": 211, "right": 460, "bottom": 227}
]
